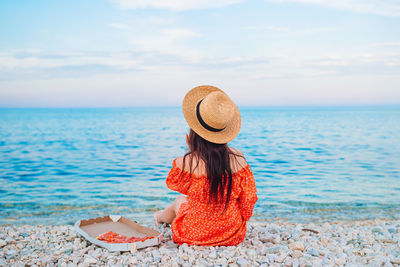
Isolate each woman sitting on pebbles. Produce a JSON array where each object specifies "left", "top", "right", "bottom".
[{"left": 154, "top": 85, "right": 258, "bottom": 246}]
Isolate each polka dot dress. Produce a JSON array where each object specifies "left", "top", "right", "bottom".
[{"left": 166, "top": 158, "right": 258, "bottom": 246}]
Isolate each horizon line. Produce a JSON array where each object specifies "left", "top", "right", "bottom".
[{"left": 1, "top": 104, "right": 400, "bottom": 109}]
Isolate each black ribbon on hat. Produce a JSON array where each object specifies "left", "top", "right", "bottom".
[{"left": 196, "top": 99, "right": 225, "bottom": 132}]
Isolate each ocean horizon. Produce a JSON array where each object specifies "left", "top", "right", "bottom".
[{"left": 1, "top": 106, "right": 399, "bottom": 225}]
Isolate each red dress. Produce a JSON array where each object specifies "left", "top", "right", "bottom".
[{"left": 166, "top": 158, "right": 258, "bottom": 246}]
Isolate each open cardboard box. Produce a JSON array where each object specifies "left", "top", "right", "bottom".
[{"left": 74, "top": 215, "right": 163, "bottom": 251}]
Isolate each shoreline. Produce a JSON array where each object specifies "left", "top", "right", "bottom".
[{"left": 1, "top": 219, "right": 399, "bottom": 266}]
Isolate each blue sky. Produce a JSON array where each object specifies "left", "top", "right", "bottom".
[{"left": 0, "top": 0, "right": 399, "bottom": 107}]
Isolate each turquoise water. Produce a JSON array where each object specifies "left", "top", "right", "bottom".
[{"left": 1, "top": 107, "right": 399, "bottom": 225}]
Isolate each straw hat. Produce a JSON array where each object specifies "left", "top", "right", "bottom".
[{"left": 182, "top": 85, "right": 241, "bottom": 144}]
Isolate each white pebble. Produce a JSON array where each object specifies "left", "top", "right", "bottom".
[{"left": 289, "top": 241, "right": 304, "bottom": 252}]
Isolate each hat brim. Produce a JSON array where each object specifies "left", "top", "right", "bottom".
[{"left": 182, "top": 85, "right": 241, "bottom": 144}]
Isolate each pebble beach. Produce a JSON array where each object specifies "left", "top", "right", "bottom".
[{"left": 1, "top": 219, "right": 400, "bottom": 266}]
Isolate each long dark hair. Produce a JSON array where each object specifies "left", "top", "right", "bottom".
[{"left": 181, "top": 129, "right": 244, "bottom": 213}]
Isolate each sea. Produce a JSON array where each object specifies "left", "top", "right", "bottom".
[{"left": 0, "top": 107, "right": 399, "bottom": 226}]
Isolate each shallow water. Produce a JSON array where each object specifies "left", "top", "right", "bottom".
[{"left": 1, "top": 107, "right": 399, "bottom": 225}]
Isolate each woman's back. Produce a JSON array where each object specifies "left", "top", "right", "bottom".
[{"left": 166, "top": 147, "right": 258, "bottom": 246}]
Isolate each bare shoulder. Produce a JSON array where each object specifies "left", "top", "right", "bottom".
[
  {"left": 175, "top": 156, "right": 184, "bottom": 169},
  {"left": 228, "top": 147, "right": 248, "bottom": 172},
  {"left": 175, "top": 155, "right": 204, "bottom": 175}
]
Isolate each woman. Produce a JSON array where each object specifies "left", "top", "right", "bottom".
[{"left": 154, "top": 85, "right": 258, "bottom": 246}]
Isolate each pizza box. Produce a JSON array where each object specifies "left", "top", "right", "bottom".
[{"left": 74, "top": 215, "right": 163, "bottom": 252}]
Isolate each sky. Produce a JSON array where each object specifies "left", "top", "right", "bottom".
[{"left": 0, "top": 0, "right": 399, "bottom": 107}]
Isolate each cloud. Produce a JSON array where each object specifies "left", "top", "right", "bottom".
[
  {"left": 113, "top": 0, "right": 244, "bottom": 11},
  {"left": 246, "top": 53, "right": 400, "bottom": 81},
  {"left": 369, "top": 42, "right": 400, "bottom": 47},
  {"left": 1, "top": 48, "right": 399, "bottom": 83},
  {"left": 266, "top": 0, "right": 400, "bottom": 17},
  {"left": 249, "top": 73, "right": 284, "bottom": 79},
  {"left": 163, "top": 29, "right": 202, "bottom": 40},
  {"left": 242, "top": 25, "right": 335, "bottom": 35},
  {"left": 241, "top": 25, "right": 288, "bottom": 32},
  {"left": 0, "top": 50, "right": 145, "bottom": 80},
  {"left": 0, "top": 27, "right": 200, "bottom": 72},
  {"left": 312, "top": 57, "right": 350, "bottom": 67},
  {"left": 0, "top": 51, "right": 142, "bottom": 70},
  {"left": 265, "top": 26, "right": 289, "bottom": 32},
  {"left": 0, "top": 49, "right": 269, "bottom": 81},
  {"left": 306, "top": 54, "right": 400, "bottom": 75}
]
